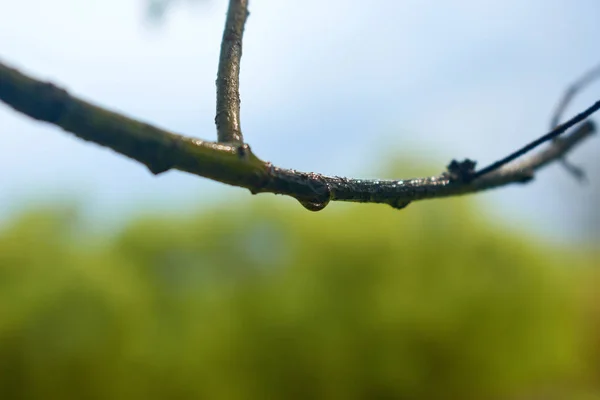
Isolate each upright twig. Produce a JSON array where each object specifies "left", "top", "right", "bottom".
[{"left": 215, "top": 0, "right": 248, "bottom": 143}]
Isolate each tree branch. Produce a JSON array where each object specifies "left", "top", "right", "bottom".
[
  {"left": 0, "top": 59, "right": 595, "bottom": 211},
  {"left": 0, "top": 0, "right": 597, "bottom": 211},
  {"left": 215, "top": 0, "right": 248, "bottom": 143}
]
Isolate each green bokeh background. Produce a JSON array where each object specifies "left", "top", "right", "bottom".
[{"left": 0, "top": 164, "right": 598, "bottom": 399}]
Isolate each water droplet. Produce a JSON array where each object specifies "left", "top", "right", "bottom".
[
  {"left": 298, "top": 199, "right": 329, "bottom": 212},
  {"left": 390, "top": 200, "right": 411, "bottom": 210}
]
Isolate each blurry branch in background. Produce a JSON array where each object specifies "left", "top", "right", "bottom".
[
  {"left": 551, "top": 64, "right": 600, "bottom": 129},
  {"left": 549, "top": 63, "right": 600, "bottom": 181},
  {"left": 0, "top": 0, "right": 598, "bottom": 212}
]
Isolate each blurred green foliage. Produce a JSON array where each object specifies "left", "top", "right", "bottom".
[{"left": 0, "top": 194, "right": 598, "bottom": 399}]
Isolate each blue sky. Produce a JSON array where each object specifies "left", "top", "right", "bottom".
[{"left": 1, "top": 0, "right": 599, "bottom": 243}]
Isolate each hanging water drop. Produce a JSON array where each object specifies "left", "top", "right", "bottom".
[{"left": 298, "top": 199, "right": 329, "bottom": 212}]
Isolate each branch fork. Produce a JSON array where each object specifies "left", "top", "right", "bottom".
[{"left": 0, "top": 0, "right": 598, "bottom": 211}]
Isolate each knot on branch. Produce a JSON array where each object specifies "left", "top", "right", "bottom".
[
  {"left": 444, "top": 159, "right": 477, "bottom": 183},
  {"left": 236, "top": 143, "right": 251, "bottom": 159}
]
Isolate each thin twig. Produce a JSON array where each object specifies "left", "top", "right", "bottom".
[
  {"left": 215, "top": 0, "right": 248, "bottom": 143},
  {"left": 0, "top": 60, "right": 595, "bottom": 211},
  {"left": 550, "top": 63, "right": 600, "bottom": 129},
  {"left": 472, "top": 100, "right": 600, "bottom": 180}
]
